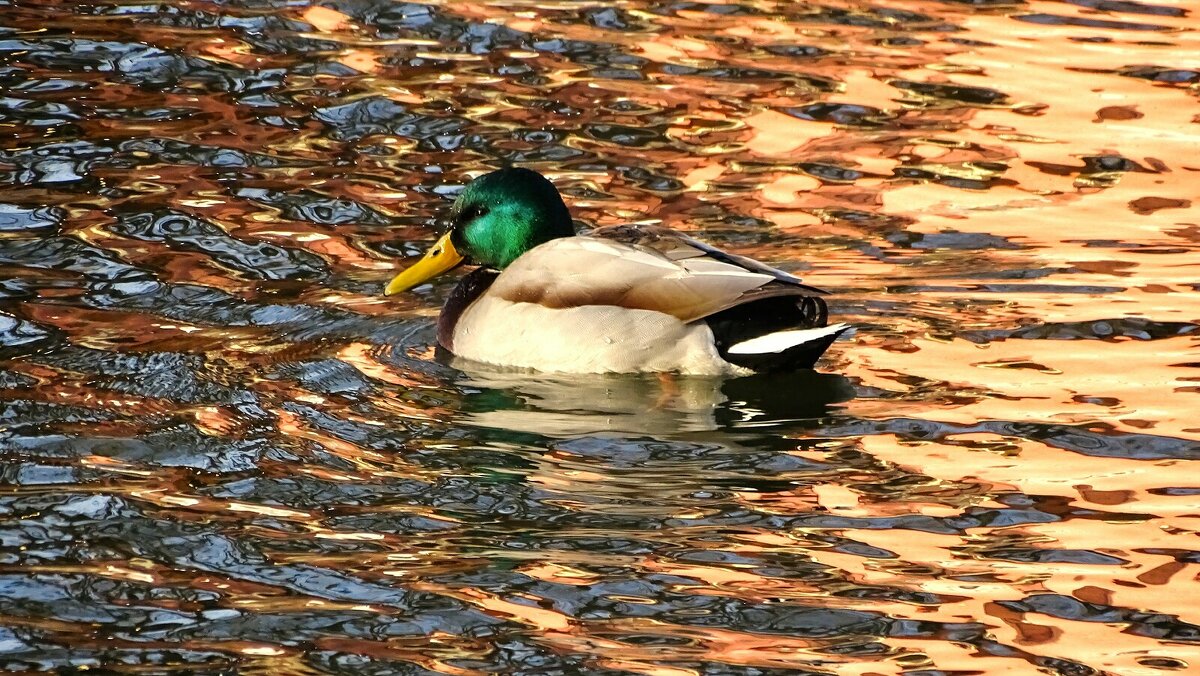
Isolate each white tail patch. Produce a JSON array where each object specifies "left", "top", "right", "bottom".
[{"left": 727, "top": 323, "right": 852, "bottom": 355}]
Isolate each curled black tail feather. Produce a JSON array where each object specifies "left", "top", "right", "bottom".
[{"left": 705, "top": 295, "right": 842, "bottom": 372}]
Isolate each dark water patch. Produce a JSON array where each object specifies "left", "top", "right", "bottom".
[
  {"left": 0, "top": 493, "right": 147, "bottom": 554},
  {"left": 973, "top": 547, "right": 1129, "bottom": 565},
  {"left": 0, "top": 563, "right": 497, "bottom": 645},
  {"left": 0, "top": 399, "right": 119, "bottom": 431},
  {"left": 1118, "top": 65, "right": 1200, "bottom": 83},
  {"left": 789, "top": 6, "right": 948, "bottom": 30},
  {"left": 1015, "top": 13, "right": 1171, "bottom": 29},
  {"left": 962, "top": 317, "right": 1198, "bottom": 342},
  {"left": 269, "top": 358, "right": 379, "bottom": 397},
  {"left": 585, "top": 123, "right": 667, "bottom": 147},
  {"left": 83, "top": 3, "right": 333, "bottom": 54},
  {"left": 886, "top": 231, "right": 1019, "bottom": 251},
  {"left": 34, "top": 346, "right": 259, "bottom": 406},
  {"left": 797, "top": 162, "right": 867, "bottom": 183},
  {"left": 0, "top": 231, "right": 150, "bottom": 286},
  {"left": 1, "top": 74, "right": 93, "bottom": 93},
  {"left": 506, "top": 142, "right": 589, "bottom": 164},
  {"left": 1148, "top": 487, "right": 1200, "bottom": 496},
  {"left": 434, "top": 570, "right": 971, "bottom": 642},
  {"left": 1136, "top": 549, "right": 1200, "bottom": 564},
  {"left": 554, "top": 436, "right": 829, "bottom": 471},
  {"left": 1000, "top": 594, "right": 1200, "bottom": 642},
  {"left": 0, "top": 140, "right": 123, "bottom": 187},
  {"left": 512, "top": 575, "right": 988, "bottom": 641},
  {"left": 663, "top": 64, "right": 841, "bottom": 92},
  {"left": 0, "top": 312, "right": 62, "bottom": 359},
  {"left": 649, "top": 3, "right": 768, "bottom": 18},
  {"left": 204, "top": 475, "right": 433, "bottom": 510},
  {"left": 119, "top": 137, "right": 315, "bottom": 169},
  {"left": 0, "top": 368, "right": 35, "bottom": 389},
  {"left": 578, "top": 7, "right": 651, "bottom": 32},
  {"left": 164, "top": 605, "right": 476, "bottom": 644},
  {"left": 123, "top": 527, "right": 479, "bottom": 617},
  {"left": 0, "top": 461, "right": 93, "bottom": 486},
  {"left": 814, "top": 417, "right": 1200, "bottom": 460},
  {"left": 764, "top": 44, "right": 833, "bottom": 58},
  {"left": 890, "top": 79, "right": 1010, "bottom": 106},
  {"left": 968, "top": 283, "right": 1124, "bottom": 294},
  {"left": 1, "top": 38, "right": 206, "bottom": 88},
  {"left": 0, "top": 573, "right": 201, "bottom": 626},
  {"left": 0, "top": 425, "right": 270, "bottom": 473},
  {"left": 1134, "top": 657, "right": 1191, "bottom": 671},
  {"left": 236, "top": 187, "right": 398, "bottom": 226},
  {"left": 877, "top": 36, "right": 926, "bottom": 47},
  {"left": 0, "top": 36, "right": 294, "bottom": 99},
  {"left": 0, "top": 643, "right": 233, "bottom": 674},
  {"left": 952, "top": 266, "right": 1076, "bottom": 280},
  {"left": 80, "top": 276, "right": 422, "bottom": 346},
  {"left": 326, "top": 511, "right": 500, "bottom": 537},
  {"left": 892, "top": 162, "right": 1011, "bottom": 190},
  {"left": 109, "top": 209, "right": 329, "bottom": 281},
  {"left": 616, "top": 166, "right": 686, "bottom": 192},
  {"left": 883, "top": 284, "right": 1071, "bottom": 295},
  {"left": 95, "top": 105, "right": 202, "bottom": 122},
  {"left": 306, "top": 651, "right": 445, "bottom": 676},
  {"left": 337, "top": 0, "right": 529, "bottom": 55},
  {"left": 815, "top": 208, "right": 914, "bottom": 229},
  {"left": 0, "top": 96, "right": 79, "bottom": 127},
  {"left": 0, "top": 279, "right": 35, "bottom": 300},
  {"left": 833, "top": 586, "right": 946, "bottom": 605},
  {"left": 403, "top": 475, "right": 574, "bottom": 526},
  {"left": 448, "top": 642, "right": 636, "bottom": 676},
  {"left": 281, "top": 403, "right": 417, "bottom": 454},
  {"left": 1065, "top": 0, "right": 1189, "bottom": 16},
  {"left": 787, "top": 102, "right": 894, "bottom": 125},
  {"left": 1070, "top": 239, "right": 1181, "bottom": 249},
  {"left": 793, "top": 507, "right": 1059, "bottom": 534},
  {"left": 1, "top": 64, "right": 50, "bottom": 87},
  {"left": 985, "top": 422, "right": 1200, "bottom": 460},
  {"left": 1063, "top": 154, "right": 1154, "bottom": 175},
  {"left": 314, "top": 96, "right": 469, "bottom": 144},
  {"left": 945, "top": 36, "right": 999, "bottom": 45}
]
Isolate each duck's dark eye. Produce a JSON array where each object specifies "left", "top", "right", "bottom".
[{"left": 455, "top": 204, "right": 489, "bottom": 226}]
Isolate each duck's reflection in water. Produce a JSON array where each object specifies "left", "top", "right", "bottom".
[{"left": 450, "top": 357, "right": 857, "bottom": 438}]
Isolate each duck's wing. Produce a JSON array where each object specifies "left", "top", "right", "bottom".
[
  {"left": 599, "top": 224, "right": 825, "bottom": 292},
  {"left": 487, "top": 225, "right": 821, "bottom": 323}
]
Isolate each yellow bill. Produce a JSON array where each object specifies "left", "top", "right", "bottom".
[{"left": 384, "top": 233, "right": 464, "bottom": 295}]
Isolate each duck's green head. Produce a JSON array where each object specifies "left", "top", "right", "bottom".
[{"left": 385, "top": 168, "right": 574, "bottom": 295}]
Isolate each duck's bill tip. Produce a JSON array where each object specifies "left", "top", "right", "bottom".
[{"left": 384, "top": 233, "right": 463, "bottom": 295}]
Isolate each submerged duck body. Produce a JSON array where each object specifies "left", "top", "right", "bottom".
[{"left": 386, "top": 168, "right": 848, "bottom": 375}]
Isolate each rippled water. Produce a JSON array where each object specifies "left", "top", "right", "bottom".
[{"left": 1, "top": 0, "right": 1198, "bottom": 673}]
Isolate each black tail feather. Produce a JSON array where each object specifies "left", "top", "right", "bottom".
[{"left": 705, "top": 295, "right": 842, "bottom": 372}]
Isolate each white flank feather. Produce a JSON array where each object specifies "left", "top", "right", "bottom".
[{"left": 727, "top": 323, "right": 851, "bottom": 355}]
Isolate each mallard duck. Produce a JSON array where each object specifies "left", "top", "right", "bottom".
[{"left": 385, "top": 168, "right": 849, "bottom": 375}]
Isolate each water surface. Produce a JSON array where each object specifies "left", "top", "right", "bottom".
[{"left": 1, "top": 0, "right": 1199, "bottom": 674}]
